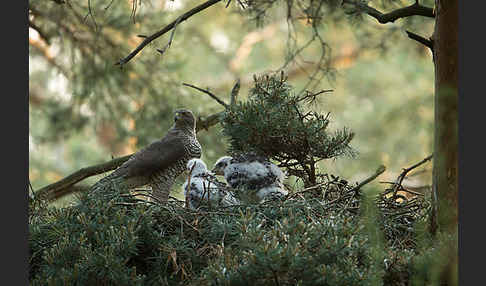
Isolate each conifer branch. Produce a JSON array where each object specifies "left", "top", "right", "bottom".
[
  {"left": 342, "top": 0, "right": 435, "bottom": 23},
  {"left": 115, "top": 0, "right": 223, "bottom": 67}
]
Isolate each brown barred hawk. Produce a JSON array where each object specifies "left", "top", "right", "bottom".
[{"left": 90, "top": 109, "right": 202, "bottom": 202}]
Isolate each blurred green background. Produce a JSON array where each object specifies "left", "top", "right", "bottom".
[{"left": 29, "top": 0, "right": 434, "bottom": 205}]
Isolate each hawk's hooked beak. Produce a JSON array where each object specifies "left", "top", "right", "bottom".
[{"left": 174, "top": 112, "right": 180, "bottom": 122}]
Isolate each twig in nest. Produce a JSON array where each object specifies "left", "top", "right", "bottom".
[
  {"left": 285, "top": 182, "right": 327, "bottom": 200},
  {"left": 348, "top": 165, "right": 387, "bottom": 193},
  {"left": 182, "top": 83, "right": 229, "bottom": 108},
  {"left": 121, "top": 191, "right": 163, "bottom": 204},
  {"left": 392, "top": 154, "right": 433, "bottom": 196},
  {"left": 379, "top": 182, "right": 425, "bottom": 197}
]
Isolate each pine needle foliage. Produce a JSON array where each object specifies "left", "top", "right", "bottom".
[
  {"left": 28, "top": 173, "right": 446, "bottom": 285},
  {"left": 220, "top": 72, "right": 356, "bottom": 186}
]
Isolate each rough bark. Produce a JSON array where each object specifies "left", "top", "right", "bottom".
[{"left": 429, "top": 0, "right": 458, "bottom": 235}]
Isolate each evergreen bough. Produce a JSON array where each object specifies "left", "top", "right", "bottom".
[{"left": 220, "top": 72, "right": 356, "bottom": 186}]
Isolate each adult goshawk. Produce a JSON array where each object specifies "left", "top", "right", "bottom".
[{"left": 90, "top": 109, "right": 202, "bottom": 202}]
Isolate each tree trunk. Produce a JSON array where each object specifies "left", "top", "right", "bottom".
[{"left": 429, "top": 0, "right": 458, "bottom": 235}]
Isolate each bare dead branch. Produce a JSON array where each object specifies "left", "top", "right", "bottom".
[
  {"left": 182, "top": 83, "right": 229, "bottom": 108},
  {"left": 35, "top": 155, "right": 132, "bottom": 200},
  {"left": 406, "top": 30, "right": 434, "bottom": 51},
  {"left": 342, "top": 0, "right": 434, "bottom": 24},
  {"left": 115, "top": 0, "right": 223, "bottom": 67}
]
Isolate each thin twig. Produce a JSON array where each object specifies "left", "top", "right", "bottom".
[
  {"left": 84, "top": 0, "right": 98, "bottom": 32},
  {"left": 104, "top": 0, "right": 115, "bottom": 11},
  {"left": 157, "top": 15, "right": 183, "bottom": 55},
  {"left": 131, "top": 0, "right": 139, "bottom": 23},
  {"left": 237, "top": 0, "right": 246, "bottom": 9},
  {"left": 182, "top": 83, "right": 229, "bottom": 108},
  {"left": 285, "top": 182, "right": 327, "bottom": 200},
  {"left": 116, "top": 0, "right": 223, "bottom": 66}
]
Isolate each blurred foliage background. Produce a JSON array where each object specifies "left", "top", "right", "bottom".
[{"left": 29, "top": 0, "right": 434, "bottom": 206}]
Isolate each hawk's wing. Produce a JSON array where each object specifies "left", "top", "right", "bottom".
[{"left": 114, "top": 129, "right": 187, "bottom": 179}]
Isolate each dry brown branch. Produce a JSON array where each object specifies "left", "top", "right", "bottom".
[{"left": 116, "top": 0, "right": 223, "bottom": 66}]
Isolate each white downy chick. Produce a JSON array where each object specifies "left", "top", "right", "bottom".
[{"left": 183, "top": 158, "right": 239, "bottom": 209}]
